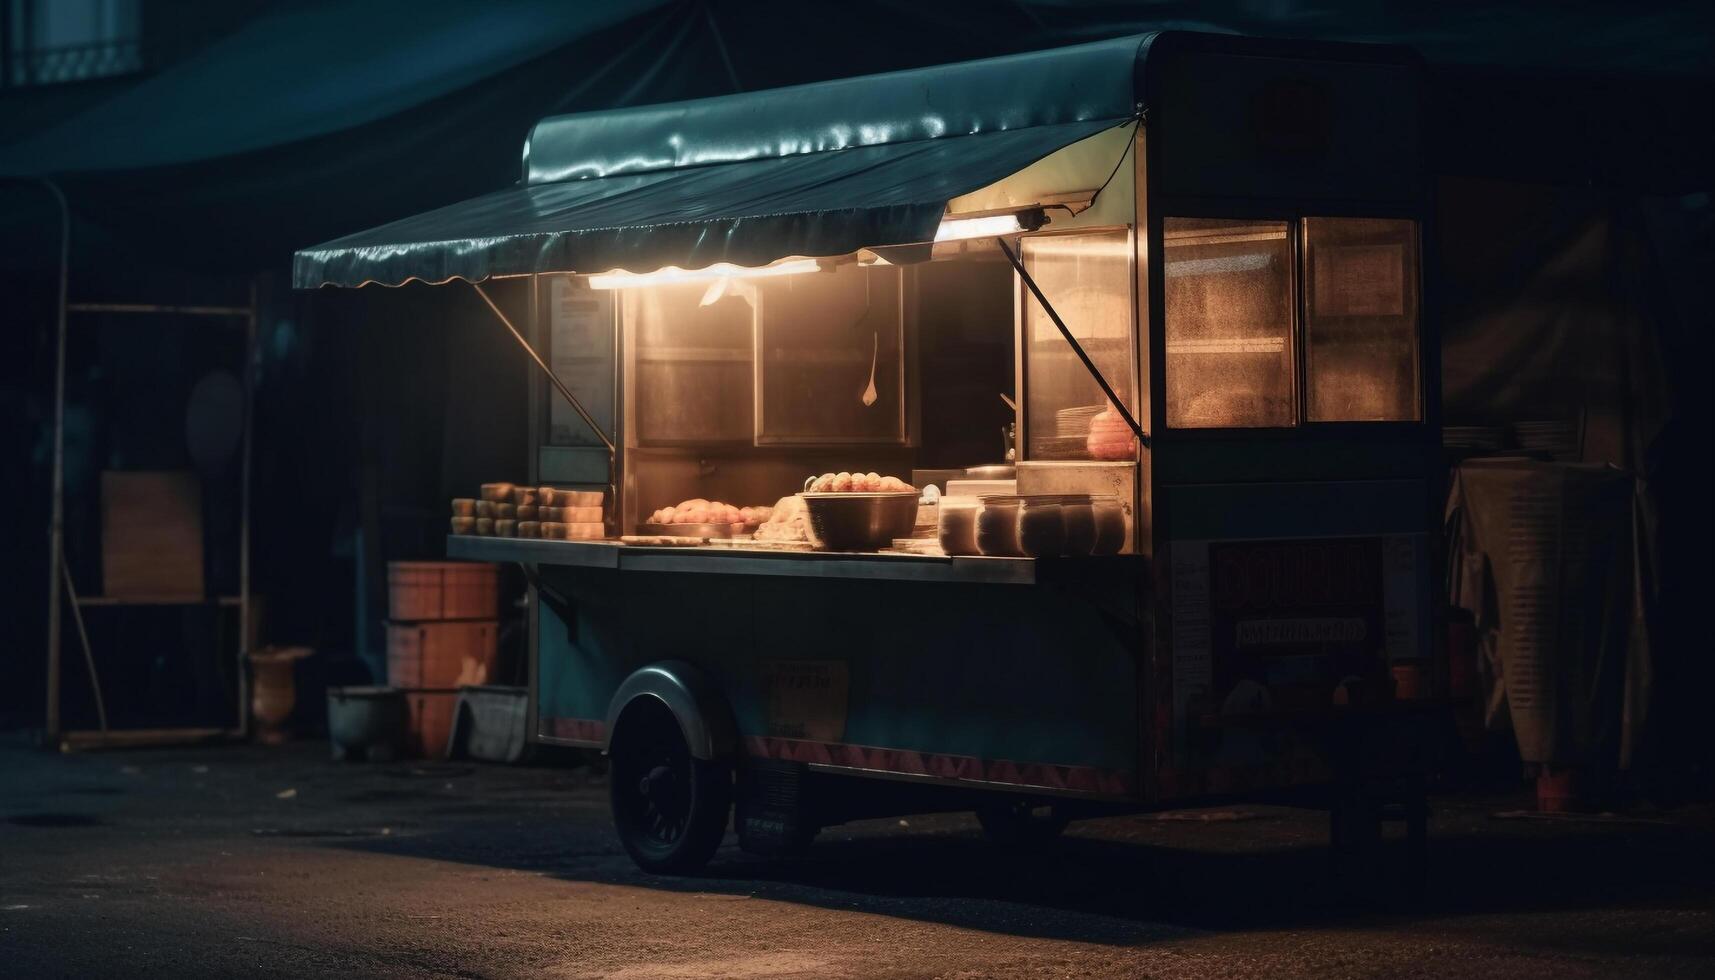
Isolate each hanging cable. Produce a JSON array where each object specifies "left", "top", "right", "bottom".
[{"left": 1084, "top": 118, "right": 1142, "bottom": 210}]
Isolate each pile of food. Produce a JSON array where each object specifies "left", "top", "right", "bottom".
[
  {"left": 1085, "top": 407, "right": 1138, "bottom": 461},
  {"left": 753, "top": 495, "right": 810, "bottom": 542},
  {"left": 450, "top": 483, "right": 606, "bottom": 539},
  {"left": 804, "top": 471, "right": 915, "bottom": 493},
  {"left": 645, "top": 499, "right": 773, "bottom": 529}
]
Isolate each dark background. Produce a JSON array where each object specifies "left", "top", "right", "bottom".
[{"left": 1, "top": 1, "right": 1709, "bottom": 788}]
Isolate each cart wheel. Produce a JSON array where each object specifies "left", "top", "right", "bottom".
[
  {"left": 608, "top": 698, "right": 732, "bottom": 874},
  {"left": 976, "top": 799, "right": 1070, "bottom": 844}
]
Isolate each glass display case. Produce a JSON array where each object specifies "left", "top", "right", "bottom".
[
  {"left": 756, "top": 263, "right": 905, "bottom": 445},
  {"left": 1303, "top": 217, "right": 1420, "bottom": 421},
  {"left": 1019, "top": 230, "right": 1137, "bottom": 460},
  {"left": 623, "top": 280, "right": 755, "bottom": 445},
  {"left": 1162, "top": 218, "right": 1295, "bottom": 429},
  {"left": 542, "top": 276, "right": 616, "bottom": 448},
  {"left": 1161, "top": 216, "right": 1420, "bottom": 429}
]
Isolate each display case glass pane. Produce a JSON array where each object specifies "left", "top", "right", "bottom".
[
  {"left": 624, "top": 281, "right": 755, "bottom": 444},
  {"left": 543, "top": 277, "right": 615, "bottom": 447},
  {"left": 1163, "top": 218, "right": 1295, "bottom": 428},
  {"left": 1021, "top": 231, "right": 1137, "bottom": 461},
  {"left": 1303, "top": 217, "right": 1420, "bottom": 421},
  {"left": 756, "top": 263, "right": 903, "bottom": 444}
]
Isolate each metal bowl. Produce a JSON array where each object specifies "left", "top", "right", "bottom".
[{"left": 799, "top": 492, "right": 920, "bottom": 551}]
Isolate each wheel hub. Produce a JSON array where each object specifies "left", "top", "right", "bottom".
[{"left": 640, "top": 764, "right": 677, "bottom": 802}]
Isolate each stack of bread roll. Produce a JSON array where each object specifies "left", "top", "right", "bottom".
[{"left": 450, "top": 483, "right": 606, "bottom": 540}]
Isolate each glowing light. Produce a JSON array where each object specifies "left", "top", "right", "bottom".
[
  {"left": 587, "top": 258, "right": 820, "bottom": 290},
  {"left": 933, "top": 213, "right": 1026, "bottom": 243}
]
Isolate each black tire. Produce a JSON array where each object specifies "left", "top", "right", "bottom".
[
  {"left": 976, "top": 799, "right": 1070, "bottom": 844},
  {"left": 608, "top": 698, "right": 732, "bottom": 874}
]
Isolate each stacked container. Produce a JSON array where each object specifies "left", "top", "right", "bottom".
[
  {"left": 386, "top": 561, "right": 498, "bottom": 758},
  {"left": 939, "top": 493, "right": 1128, "bottom": 557}
]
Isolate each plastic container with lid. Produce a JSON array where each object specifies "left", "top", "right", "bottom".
[
  {"left": 974, "top": 495, "right": 1022, "bottom": 557},
  {"left": 937, "top": 496, "right": 981, "bottom": 556},
  {"left": 1017, "top": 495, "right": 1065, "bottom": 558},
  {"left": 1059, "top": 494, "right": 1096, "bottom": 556},
  {"left": 1091, "top": 494, "right": 1127, "bottom": 555}
]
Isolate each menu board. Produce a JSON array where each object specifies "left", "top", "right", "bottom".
[{"left": 546, "top": 278, "right": 615, "bottom": 447}]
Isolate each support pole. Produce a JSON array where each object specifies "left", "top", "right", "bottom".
[
  {"left": 470, "top": 280, "right": 616, "bottom": 470},
  {"left": 238, "top": 279, "right": 257, "bottom": 736},
  {"left": 39, "top": 178, "right": 70, "bottom": 742},
  {"left": 997, "top": 237, "right": 1148, "bottom": 448}
]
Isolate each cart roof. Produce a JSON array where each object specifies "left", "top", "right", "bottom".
[
  {"left": 292, "top": 31, "right": 1413, "bottom": 288},
  {"left": 294, "top": 32, "right": 1150, "bottom": 288}
]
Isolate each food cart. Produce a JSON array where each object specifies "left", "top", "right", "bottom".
[{"left": 296, "top": 31, "right": 1441, "bottom": 875}]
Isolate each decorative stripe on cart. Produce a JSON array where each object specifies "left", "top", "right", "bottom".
[
  {"left": 547, "top": 717, "right": 607, "bottom": 744},
  {"left": 744, "top": 735, "right": 1134, "bottom": 797},
  {"left": 543, "top": 718, "right": 1133, "bottom": 796}
]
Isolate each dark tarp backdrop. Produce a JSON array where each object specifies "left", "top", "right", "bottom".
[{"left": 1, "top": 1, "right": 1710, "bottom": 776}]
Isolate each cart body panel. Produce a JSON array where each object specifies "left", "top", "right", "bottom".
[{"left": 532, "top": 555, "right": 1147, "bottom": 799}]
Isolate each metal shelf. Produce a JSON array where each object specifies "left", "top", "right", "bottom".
[{"left": 46, "top": 286, "right": 257, "bottom": 742}]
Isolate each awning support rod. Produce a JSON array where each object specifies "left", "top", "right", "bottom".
[
  {"left": 997, "top": 238, "right": 1149, "bottom": 448},
  {"left": 470, "top": 281, "right": 617, "bottom": 457}
]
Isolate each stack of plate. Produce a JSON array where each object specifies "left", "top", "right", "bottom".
[
  {"left": 1056, "top": 404, "right": 1105, "bottom": 438},
  {"left": 1513, "top": 419, "right": 1581, "bottom": 461},
  {"left": 946, "top": 478, "right": 1016, "bottom": 497},
  {"left": 1442, "top": 425, "right": 1509, "bottom": 454}
]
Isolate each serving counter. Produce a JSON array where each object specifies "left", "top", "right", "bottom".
[{"left": 445, "top": 535, "right": 1044, "bottom": 585}]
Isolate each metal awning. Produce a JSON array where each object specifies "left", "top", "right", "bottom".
[
  {"left": 293, "top": 34, "right": 1153, "bottom": 288},
  {"left": 294, "top": 119, "right": 1127, "bottom": 287}
]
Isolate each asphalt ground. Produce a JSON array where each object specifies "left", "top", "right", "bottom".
[{"left": 2, "top": 737, "right": 1712, "bottom": 978}]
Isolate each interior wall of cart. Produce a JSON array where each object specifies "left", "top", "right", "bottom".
[{"left": 1, "top": 1, "right": 1711, "bottom": 786}]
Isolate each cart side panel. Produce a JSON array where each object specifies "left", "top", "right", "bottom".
[
  {"left": 537, "top": 563, "right": 1144, "bottom": 798},
  {"left": 1156, "top": 477, "right": 1434, "bottom": 798},
  {"left": 1148, "top": 42, "right": 1423, "bottom": 206},
  {"left": 534, "top": 570, "right": 632, "bottom": 743}
]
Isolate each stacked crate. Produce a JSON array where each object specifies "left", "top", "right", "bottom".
[
  {"left": 449, "top": 483, "right": 607, "bottom": 540},
  {"left": 386, "top": 562, "right": 498, "bottom": 758}
]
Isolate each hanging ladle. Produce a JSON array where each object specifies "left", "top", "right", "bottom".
[
  {"left": 855, "top": 271, "right": 878, "bottom": 406},
  {"left": 861, "top": 333, "right": 879, "bottom": 407}
]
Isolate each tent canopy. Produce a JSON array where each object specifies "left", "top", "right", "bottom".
[
  {"left": 0, "top": 1, "right": 663, "bottom": 174},
  {"left": 292, "top": 34, "right": 1155, "bottom": 288}
]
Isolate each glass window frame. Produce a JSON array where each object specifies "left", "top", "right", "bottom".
[
  {"left": 1158, "top": 212, "right": 1425, "bottom": 434},
  {"left": 1299, "top": 216, "right": 1423, "bottom": 425},
  {"left": 1014, "top": 225, "right": 1143, "bottom": 464},
  {"left": 1160, "top": 215, "right": 1301, "bottom": 431},
  {"left": 753, "top": 260, "right": 910, "bottom": 447}
]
